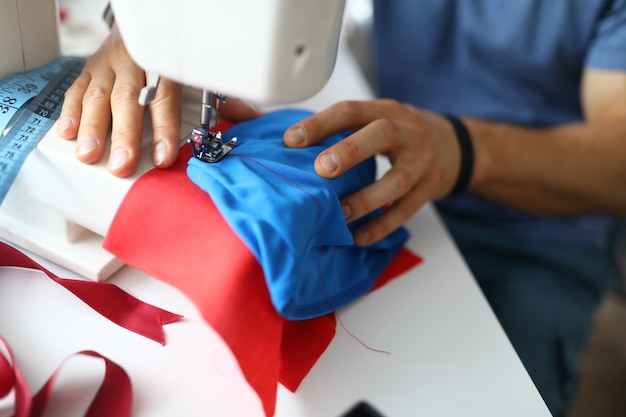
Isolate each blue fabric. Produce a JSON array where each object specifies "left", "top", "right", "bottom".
[
  {"left": 186, "top": 109, "right": 409, "bottom": 320},
  {"left": 372, "top": 0, "right": 626, "bottom": 247}
]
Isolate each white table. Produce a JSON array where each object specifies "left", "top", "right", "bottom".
[
  {"left": 0, "top": 1, "right": 551, "bottom": 416},
  {"left": 0, "top": 203, "right": 550, "bottom": 417}
]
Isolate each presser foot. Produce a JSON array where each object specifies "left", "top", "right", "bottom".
[
  {"left": 187, "top": 90, "right": 236, "bottom": 163},
  {"left": 186, "top": 128, "right": 237, "bottom": 163}
]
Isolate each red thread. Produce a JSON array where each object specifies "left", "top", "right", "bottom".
[{"left": 233, "top": 154, "right": 391, "bottom": 355}]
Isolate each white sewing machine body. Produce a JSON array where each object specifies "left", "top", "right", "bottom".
[
  {"left": 0, "top": 0, "right": 345, "bottom": 280},
  {"left": 111, "top": 0, "right": 345, "bottom": 103}
]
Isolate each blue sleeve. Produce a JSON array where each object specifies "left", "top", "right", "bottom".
[{"left": 586, "top": 0, "right": 626, "bottom": 70}]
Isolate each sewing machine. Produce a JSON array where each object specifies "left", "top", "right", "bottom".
[{"left": 0, "top": 0, "right": 345, "bottom": 281}]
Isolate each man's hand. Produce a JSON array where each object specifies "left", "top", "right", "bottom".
[
  {"left": 284, "top": 99, "right": 462, "bottom": 246},
  {"left": 57, "top": 25, "right": 182, "bottom": 177},
  {"left": 58, "top": 25, "right": 256, "bottom": 177}
]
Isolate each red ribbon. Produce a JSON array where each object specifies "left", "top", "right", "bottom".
[
  {"left": 0, "top": 242, "right": 176, "bottom": 415},
  {"left": 0, "top": 336, "right": 131, "bottom": 417},
  {"left": 0, "top": 242, "right": 182, "bottom": 345}
]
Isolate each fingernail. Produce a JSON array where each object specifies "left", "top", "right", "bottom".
[
  {"left": 153, "top": 141, "right": 167, "bottom": 166},
  {"left": 109, "top": 148, "right": 130, "bottom": 170},
  {"left": 319, "top": 152, "right": 339, "bottom": 173},
  {"left": 58, "top": 117, "right": 73, "bottom": 133},
  {"left": 355, "top": 229, "right": 371, "bottom": 246},
  {"left": 77, "top": 137, "right": 98, "bottom": 155},
  {"left": 341, "top": 203, "right": 352, "bottom": 220},
  {"left": 285, "top": 126, "right": 305, "bottom": 146}
]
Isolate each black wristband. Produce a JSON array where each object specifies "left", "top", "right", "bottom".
[{"left": 443, "top": 114, "right": 474, "bottom": 195}]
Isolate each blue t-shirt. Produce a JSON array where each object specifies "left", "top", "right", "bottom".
[{"left": 372, "top": 0, "right": 626, "bottom": 246}]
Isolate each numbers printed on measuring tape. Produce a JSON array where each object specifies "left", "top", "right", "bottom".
[{"left": 0, "top": 56, "right": 86, "bottom": 205}]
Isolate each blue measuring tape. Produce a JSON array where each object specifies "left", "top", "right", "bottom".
[{"left": 0, "top": 56, "right": 86, "bottom": 204}]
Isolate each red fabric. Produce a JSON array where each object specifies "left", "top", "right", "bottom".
[
  {"left": 371, "top": 244, "right": 422, "bottom": 292},
  {"left": 103, "top": 144, "right": 422, "bottom": 416}
]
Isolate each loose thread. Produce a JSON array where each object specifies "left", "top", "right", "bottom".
[{"left": 233, "top": 154, "right": 391, "bottom": 355}]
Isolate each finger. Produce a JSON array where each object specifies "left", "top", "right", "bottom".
[
  {"left": 341, "top": 162, "right": 424, "bottom": 223},
  {"left": 219, "top": 97, "right": 258, "bottom": 122},
  {"left": 58, "top": 72, "right": 91, "bottom": 139},
  {"left": 74, "top": 68, "right": 115, "bottom": 165},
  {"left": 313, "top": 117, "right": 402, "bottom": 178},
  {"left": 352, "top": 183, "right": 432, "bottom": 246},
  {"left": 107, "top": 63, "right": 146, "bottom": 176},
  {"left": 149, "top": 79, "right": 182, "bottom": 168},
  {"left": 284, "top": 100, "right": 395, "bottom": 148}
]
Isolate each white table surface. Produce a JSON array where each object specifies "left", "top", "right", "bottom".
[
  {"left": 0, "top": 203, "right": 550, "bottom": 417},
  {"left": 0, "top": 1, "right": 551, "bottom": 416}
]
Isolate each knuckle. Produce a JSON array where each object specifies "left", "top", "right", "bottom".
[
  {"left": 372, "top": 118, "right": 400, "bottom": 140},
  {"left": 111, "top": 127, "right": 139, "bottom": 146},
  {"left": 82, "top": 85, "right": 109, "bottom": 105},
  {"left": 405, "top": 114, "right": 428, "bottom": 138},
  {"left": 372, "top": 219, "right": 396, "bottom": 242},
  {"left": 378, "top": 99, "right": 408, "bottom": 114},
  {"left": 64, "top": 81, "right": 86, "bottom": 99},
  {"left": 339, "top": 137, "right": 362, "bottom": 161},
  {"left": 158, "top": 79, "right": 183, "bottom": 96},
  {"left": 152, "top": 125, "right": 179, "bottom": 145},
  {"left": 306, "top": 116, "right": 323, "bottom": 136},
  {"left": 401, "top": 102, "right": 420, "bottom": 115},
  {"left": 110, "top": 84, "right": 140, "bottom": 104},
  {"left": 333, "top": 100, "right": 361, "bottom": 120},
  {"left": 381, "top": 99, "right": 401, "bottom": 111},
  {"left": 365, "top": 199, "right": 384, "bottom": 217},
  {"left": 416, "top": 124, "right": 431, "bottom": 141},
  {"left": 150, "top": 98, "right": 181, "bottom": 122},
  {"left": 353, "top": 194, "right": 375, "bottom": 217},
  {"left": 398, "top": 198, "right": 419, "bottom": 219},
  {"left": 390, "top": 168, "right": 413, "bottom": 195}
]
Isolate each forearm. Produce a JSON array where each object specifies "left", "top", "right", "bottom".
[{"left": 465, "top": 118, "right": 626, "bottom": 216}]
